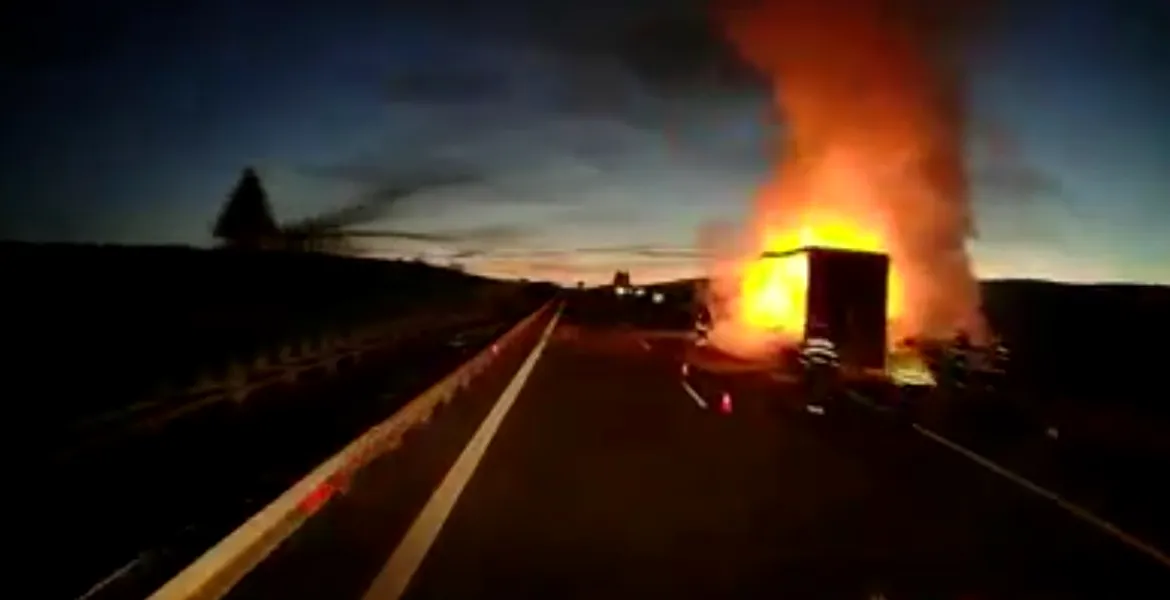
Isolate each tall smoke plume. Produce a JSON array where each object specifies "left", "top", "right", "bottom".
[{"left": 717, "top": 0, "right": 991, "bottom": 342}]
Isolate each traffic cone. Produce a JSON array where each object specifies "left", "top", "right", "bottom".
[{"left": 719, "top": 392, "right": 732, "bottom": 414}]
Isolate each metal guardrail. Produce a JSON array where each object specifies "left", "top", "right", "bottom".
[
  {"left": 146, "top": 301, "right": 557, "bottom": 600},
  {"left": 55, "top": 312, "right": 513, "bottom": 463}
]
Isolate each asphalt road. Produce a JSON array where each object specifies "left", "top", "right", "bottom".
[
  {"left": 224, "top": 312, "right": 1170, "bottom": 600},
  {"left": 38, "top": 311, "right": 533, "bottom": 600}
]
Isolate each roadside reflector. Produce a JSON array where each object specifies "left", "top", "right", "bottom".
[
  {"left": 719, "top": 392, "right": 732, "bottom": 414},
  {"left": 492, "top": 344, "right": 499, "bottom": 355},
  {"left": 681, "top": 363, "right": 689, "bottom": 376}
]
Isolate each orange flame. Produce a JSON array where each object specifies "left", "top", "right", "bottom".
[
  {"left": 709, "top": 0, "right": 987, "bottom": 359},
  {"left": 740, "top": 212, "right": 906, "bottom": 337}
]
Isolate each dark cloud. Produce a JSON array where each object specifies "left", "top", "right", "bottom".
[
  {"left": 974, "top": 165, "right": 1064, "bottom": 198},
  {"left": 614, "top": 12, "right": 763, "bottom": 93},
  {"left": 556, "top": 204, "right": 652, "bottom": 225},
  {"left": 968, "top": 122, "right": 1066, "bottom": 201},
  {"left": 431, "top": 243, "right": 705, "bottom": 269},
  {"left": 575, "top": 244, "right": 706, "bottom": 259},
  {"left": 279, "top": 0, "right": 769, "bottom": 230},
  {"left": 293, "top": 159, "right": 480, "bottom": 187},
  {"left": 451, "top": 248, "right": 484, "bottom": 259},
  {"left": 350, "top": 223, "right": 531, "bottom": 243},
  {"left": 375, "top": 1, "right": 761, "bottom": 141},
  {"left": 384, "top": 68, "right": 508, "bottom": 104},
  {"left": 290, "top": 160, "right": 486, "bottom": 226}
]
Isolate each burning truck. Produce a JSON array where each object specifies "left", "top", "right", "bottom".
[
  {"left": 708, "top": 0, "right": 989, "bottom": 390},
  {"left": 753, "top": 247, "right": 889, "bottom": 371},
  {"left": 715, "top": 246, "right": 935, "bottom": 389}
]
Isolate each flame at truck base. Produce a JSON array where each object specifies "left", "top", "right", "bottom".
[
  {"left": 740, "top": 210, "right": 907, "bottom": 341},
  {"left": 707, "top": 242, "right": 935, "bottom": 387}
]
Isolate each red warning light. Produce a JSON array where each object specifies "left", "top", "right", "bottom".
[
  {"left": 298, "top": 480, "right": 337, "bottom": 514},
  {"left": 719, "top": 392, "right": 732, "bottom": 414}
]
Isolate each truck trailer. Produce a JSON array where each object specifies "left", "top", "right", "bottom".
[{"left": 759, "top": 247, "right": 890, "bottom": 372}]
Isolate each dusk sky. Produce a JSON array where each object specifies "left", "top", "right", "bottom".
[{"left": 2, "top": 0, "right": 1167, "bottom": 285}]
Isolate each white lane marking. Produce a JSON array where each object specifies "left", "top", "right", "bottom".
[
  {"left": 680, "top": 379, "right": 709, "bottom": 410},
  {"left": 846, "top": 390, "right": 892, "bottom": 412},
  {"left": 639, "top": 339, "right": 652, "bottom": 351},
  {"left": 913, "top": 423, "right": 1170, "bottom": 571},
  {"left": 361, "top": 309, "right": 562, "bottom": 600},
  {"left": 77, "top": 555, "right": 144, "bottom": 600}
]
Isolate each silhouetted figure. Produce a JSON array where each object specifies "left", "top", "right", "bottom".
[
  {"left": 943, "top": 329, "right": 974, "bottom": 394},
  {"left": 800, "top": 320, "right": 840, "bottom": 413},
  {"left": 981, "top": 336, "right": 1012, "bottom": 394},
  {"left": 694, "top": 303, "right": 712, "bottom": 345},
  {"left": 991, "top": 338, "right": 1011, "bottom": 374},
  {"left": 213, "top": 167, "right": 280, "bottom": 249}
]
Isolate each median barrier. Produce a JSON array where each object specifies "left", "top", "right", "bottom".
[{"left": 147, "top": 300, "right": 558, "bottom": 600}]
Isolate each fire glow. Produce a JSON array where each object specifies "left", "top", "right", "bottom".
[
  {"left": 740, "top": 212, "right": 907, "bottom": 336},
  {"left": 709, "top": 0, "right": 988, "bottom": 358}
]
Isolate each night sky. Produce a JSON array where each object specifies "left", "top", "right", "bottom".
[{"left": 2, "top": 0, "right": 1167, "bottom": 284}]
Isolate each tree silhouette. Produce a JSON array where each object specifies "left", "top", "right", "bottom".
[{"left": 213, "top": 167, "right": 280, "bottom": 248}]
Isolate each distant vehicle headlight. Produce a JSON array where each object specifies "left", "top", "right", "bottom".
[{"left": 652, "top": 292, "right": 664, "bottom": 304}]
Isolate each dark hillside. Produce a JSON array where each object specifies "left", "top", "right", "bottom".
[
  {"left": 980, "top": 279, "right": 1170, "bottom": 414},
  {"left": 3, "top": 242, "right": 547, "bottom": 424}
]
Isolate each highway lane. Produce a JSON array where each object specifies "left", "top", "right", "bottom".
[
  {"left": 908, "top": 388, "right": 1170, "bottom": 556},
  {"left": 223, "top": 313, "right": 553, "bottom": 600},
  {"left": 39, "top": 311, "right": 536, "bottom": 600},
  {"left": 224, "top": 320, "right": 1170, "bottom": 599}
]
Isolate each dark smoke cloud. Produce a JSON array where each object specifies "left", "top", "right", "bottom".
[
  {"left": 290, "top": 162, "right": 485, "bottom": 228},
  {"left": 345, "top": 223, "right": 533, "bottom": 245},
  {"left": 975, "top": 165, "right": 1063, "bottom": 199}
]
